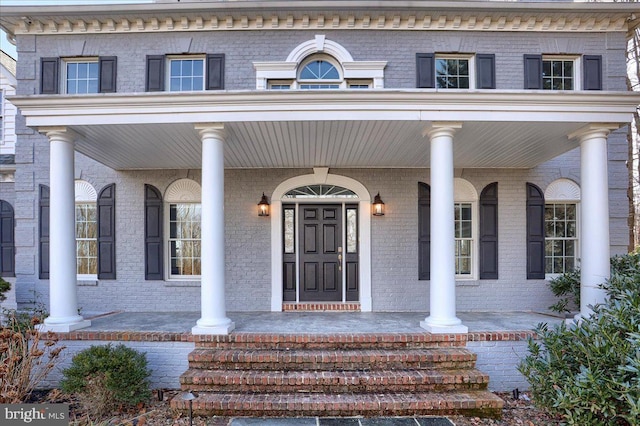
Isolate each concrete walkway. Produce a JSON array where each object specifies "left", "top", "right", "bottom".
[{"left": 82, "top": 311, "right": 564, "bottom": 334}]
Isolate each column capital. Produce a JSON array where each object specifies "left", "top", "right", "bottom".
[
  {"left": 195, "top": 123, "right": 225, "bottom": 140},
  {"left": 422, "top": 122, "right": 463, "bottom": 140},
  {"left": 568, "top": 123, "right": 620, "bottom": 142},
  {"left": 38, "top": 126, "right": 79, "bottom": 143}
]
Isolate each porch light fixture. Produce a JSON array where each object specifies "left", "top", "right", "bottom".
[
  {"left": 372, "top": 192, "right": 385, "bottom": 216},
  {"left": 258, "top": 193, "right": 270, "bottom": 217}
]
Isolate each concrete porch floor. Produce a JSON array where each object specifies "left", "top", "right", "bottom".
[{"left": 82, "top": 311, "right": 565, "bottom": 334}]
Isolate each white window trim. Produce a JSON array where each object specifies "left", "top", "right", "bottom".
[
  {"left": 62, "top": 57, "right": 99, "bottom": 94},
  {"left": 253, "top": 35, "right": 386, "bottom": 89},
  {"left": 435, "top": 54, "right": 476, "bottom": 90},
  {"left": 166, "top": 55, "right": 206, "bottom": 92},
  {"left": 164, "top": 178, "right": 202, "bottom": 281},
  {"left": 541, "top": 55, "right": 582, "bottom": 91},
  {"left": 454, "top": 178, "right": 478, "bottom": 280},
  {"left": 75, "top": 180, "right": 98, "bottom": 280},
  {"left": 544, "top": 178, "right": 581, "bottom": 279}
]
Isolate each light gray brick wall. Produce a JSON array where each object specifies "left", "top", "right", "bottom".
[
  {"left": 15, "top": 30, "right": 627, "bottom": 95},
  {"left": 40, "top": 340, "right": 194, "bottom": 390},
  {"left": 9, "top": 27, "right": 631, "bottom": 314},
  {"left": 467, "top": 340, "right": 531, "bottom": 391}
]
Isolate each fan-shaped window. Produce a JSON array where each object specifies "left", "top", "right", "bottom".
[
  {"left": 297, "top": 56, "right": 342, "bottom": 89},
  {"left": 285, "top": 185, "right": 357, "bottom": 199}
]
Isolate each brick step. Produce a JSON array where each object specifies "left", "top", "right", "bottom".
[
  {"left": 180, "top": 368, "right": 490, "bottom": 393},
  {"left": 194, "top": 332, "right": 465, "bottom": 350},
  {"left": 187, "top": 347, "right": 477, "bottom": 370},
  {"left": 170, "top": 391, "right": 504, "bottom": 418}
]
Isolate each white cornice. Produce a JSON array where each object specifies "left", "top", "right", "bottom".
[
  {"left": 0, "top": 4, "right": 633, "bottom": 36},
  {"left": 10, "top": 90, "right": 640, "bottom": 127}
]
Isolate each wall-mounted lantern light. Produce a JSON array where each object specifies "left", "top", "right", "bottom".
[
  {"left": 372, "top": 192, "right": 385, "bottom": 216},
  {"left": 258, "top": 193, "right": 270, "bottom": 217}
]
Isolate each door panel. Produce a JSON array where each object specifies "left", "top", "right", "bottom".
[{"left": 299, "top": 204, "right": 342, "bottom": 301}]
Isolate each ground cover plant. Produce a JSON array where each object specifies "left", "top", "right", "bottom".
[{"left": 519, "top": 252, "right": 640, "bottom": 426}]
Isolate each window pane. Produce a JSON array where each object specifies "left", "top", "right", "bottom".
[
  {"left": 68, "top": 63, "right": 77, "bottom": 79},
  {"left": 461, "top": 222, "right": 472, "bottom": 238},
  {"left": 552, "top": 61, "right": 562, "bottom": 76},
  {"left": 78, "top": 63, "right": 88, "bottom": 79},
  {"left": 88, "top": 63, "right": 98, "bottom": 78},
  {"left": 461, "top": 205, "right": 471, "bottom": 220},
  {"left": 542, "top": 61, "right": 551, "bottom": 77},
  {"left": 347, "top": 208, "right": 357, "bottom": 253},
  {"left": 567, "top": 221, "right": 576, "bottom": 238},
  {"left": 168, "top": 202, "right": 201, "bottom": 276},
  {"left": 436, "top": 59, "right": 447, "bottom": 75},
  {"left": 458, "top": 77, "right": 469, "bottom": 89},
  {"left": 284, "top": 208, "right": 295, "bottom": 254}
]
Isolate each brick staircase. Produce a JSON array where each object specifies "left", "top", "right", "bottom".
[{"left": 171, "top": 332, "right": 504, "bottom": 418}]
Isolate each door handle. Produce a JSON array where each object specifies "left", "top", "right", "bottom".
[{"left": 338, "top": 247, "right": 343, "bottom": 271}]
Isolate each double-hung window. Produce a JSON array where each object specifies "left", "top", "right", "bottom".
[
  {"left": 524, "top": 54, "right": 602, "bottom": 90},
  {"left": 169, "top": 57, "right": 204, "bottom": 91},
  {"left": 417, "top": 53, "right": 495, "bottom": 89},
  {"left": 168, "top": 203, "right": 201, "bottom": 277},
  {"left": 65, "top": 59, "right": 99, "bottom": 94},
  {"left": 75, "top": 180, "right": 98, "bottom": 279},
  {"left": 544, "top": 203, "right": 577, "bottom": 274},
  {"left": 542, "top": 57, "right": 575, "bottom": 90},
  {"left": 454, "top": 203, "right": 473, "bottom": 275}
]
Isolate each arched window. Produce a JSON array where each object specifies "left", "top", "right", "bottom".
[
  {"left": 164, "top": 179, "right": 201, "bottom": 279},
  {"left": 298, "top": 57, "right": 341, "bottom": 89},
  {"left": 454, "top": 179, "right": 478, "bottom": 278},
  {"left": 544, "top": 179, "right": 580, "bottom": 275},
  {"left": 75, "top": 180, "right": 98, "bottom": 278},
  {"left": 284, "top": 184, "right": 357, "bottom": 198}
]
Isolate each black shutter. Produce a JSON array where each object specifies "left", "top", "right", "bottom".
[
  {"left": 40, "top": 57, "right": 60, "bottom": 94},
  {"left": 526, "top": 183, "right": 545, "bottom": 279},
  {"left": 145, "top": 184, "right": 164, "bottom": 280},
  {"left": 416, "top": 53, "right": 435, "bottom": 88},
  {"left": 97, "top": 183, "right": 116, "bottom": 279},
  {"left": 479, "top": 182, "right": 498, "bottom": 279},
  {"left": 523, "top": 54, "right": 543, "bottom": 89},
  {"left": 0, "top": 200, "right": 15, "bottom": 277},
  {"left": 418, "top": 182, "right": 431, "bottom": 280},
  {"left": 98, "top": 56, "right": 117, "bottom": 93},
  {"left": 39, "top": 185, "right": 50, "bottom": 279},
  {"left": 206, "top": 54, "right": 225, "bottom": 90},
  {"left": 476, "top": 54, "right": 496, "bottom": 89},
  {"left": 145, "top": 55, "right": 165, "bottom": 92},
  {"left": 583, "top": 55, "right": 603, "bottom": 91}
]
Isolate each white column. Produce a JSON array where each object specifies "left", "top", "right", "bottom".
[
  {"left": 39, "top": 128, "right": 90, "bottom": 332},
  {"left": 421, "top": 123, "right": 468, "bottom": 334},
  {"left": 574, "top": 124, "right": 617, "bottom": 320},
  {"left": 192, "top": 124, "right": 234, "bottom": 335}
]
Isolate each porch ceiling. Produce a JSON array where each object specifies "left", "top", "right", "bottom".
[{"left": 11, "top": 90, "right": 640, "bottom": 170}]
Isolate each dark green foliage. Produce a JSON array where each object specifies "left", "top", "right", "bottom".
[
  {"left": 519, "top": 252, "right": 640, "bottom": 425},
  {"left": 0, "top": 277, "right": 10, "bottom": 302},
  {"left": 548, "top": 268, "right": 580, "bottom": 314},
  {"left": 61, "top": 344, "right": 151, "bottom": 417}
]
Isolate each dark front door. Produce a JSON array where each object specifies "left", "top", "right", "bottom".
[{"left": 299, "top": 204, "right": 342, "bottom": 302}]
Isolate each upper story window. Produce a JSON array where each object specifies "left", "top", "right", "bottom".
[
  {"left": 524, "top": 54, "right": 601, "bottom": 90},
  {"left": 417, "top": 53, "right": 495, "bottom": 89},
  {"left": 145, "top": 54, "right": 224, "bottom": 92},
  {"left": 254, "top": 35, "right": 386, "bottom": 90},
  {"left": 40, "top": 56, "right": 117, "bottom": 95},
  {"left": 65, "top": 59, "right": 99, "bottom": 94},
  {"left": 542, "top": 57, "right": 574, "bottom": 90},
  {"left": 169, "top": 57, "right": 204, "bottom": 91},
  {"left": 436, "top": 57, "right": 471, "bottom": 89}
]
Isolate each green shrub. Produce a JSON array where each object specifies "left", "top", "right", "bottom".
[
  {"left": 548, "top": 268, "right": 580, "bottom": 314},
  {"left": 0, "top": 277, "right": 10, "bottom": 302},
  {"left": 61, "top": 344, "right": 152, "bottom": 418},
  {"left": 519, "top": 252, "right": 640, "bottom": 426}
]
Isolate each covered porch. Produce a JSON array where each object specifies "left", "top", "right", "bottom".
[{"left": 12, "top": 89, "right": 639, "bottom": 336}]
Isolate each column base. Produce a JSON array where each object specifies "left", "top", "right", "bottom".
[
  {"left": 37, "top": 318, "right": 91, "bottom": 332},
  {"left": 192, "top": 320, "right": 235, "bottom": 335},
  {"left": 420, "top": 318, "right": 468, "bottom": 334}
]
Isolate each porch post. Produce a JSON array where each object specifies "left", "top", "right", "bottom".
[
  {"left": 38, "top": 127, "right": 90, "bottom": 332},
  {"left": 421, "top": 123, "right": 468, "bottom": 334},
  {"left": 192, "top": 124, "right": 235, "bottom": 335},
  {"left": 573, "top": 124, "right": 618, "bottom": 320}
]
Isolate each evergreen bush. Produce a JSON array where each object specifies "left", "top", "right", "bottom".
[
  {"left": 61, "top": 344, "right": 152, "bottom": 418},
  {"left": 519, "top": 252, "right": 640, "bottom": 425}
]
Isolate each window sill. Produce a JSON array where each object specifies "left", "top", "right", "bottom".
[
  {"left": 164, "top": 280, "right": 201, "bottom": 288},
  {"left": 78, "top": 279, "right": 98, "bottom": 286}
]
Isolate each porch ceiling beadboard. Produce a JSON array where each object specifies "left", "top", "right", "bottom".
[{"left": 12, "top": 90, "right": 640, "bottom": 170}]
